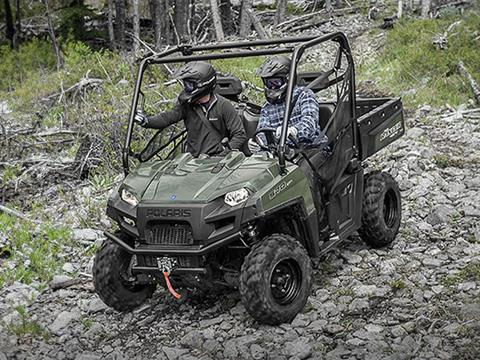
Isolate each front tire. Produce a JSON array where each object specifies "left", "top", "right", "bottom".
[
  {"left": 93, "top": 233, "right": 156, "bottom": 311},
  {"left": 239, "top": 234, "right": 312, "bottom": 325},
  {"left": 359, "top": 171, "right": 402, "bottom": 248}
]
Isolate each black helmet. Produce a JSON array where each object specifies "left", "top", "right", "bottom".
[
  {"left": 173, "top": 61, "right": 217, "bottom": 104},
  {"left": 256, "top": 55, "right": 291, "bottom": 104}
]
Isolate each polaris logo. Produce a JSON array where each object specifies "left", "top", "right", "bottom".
[
  {"left": 146, "top": 208, "right": 192, "bottom": 218},
  {"left": 379, "top": 121, "right": 402, "bottom": 142}
]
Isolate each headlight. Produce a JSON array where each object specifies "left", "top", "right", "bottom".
[
  {"left": 121, "top": 189, "right": 139, "bottom": 207},
  {"left": 224, "top": 188, "right": 250, "bottom": 207}
]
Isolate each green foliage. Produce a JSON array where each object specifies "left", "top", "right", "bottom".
[
  {"left": 0, "top": 213, "right": 72, "bottom": 288},
  {"left": 442, "top": 262, "right": 480, "bottom": 286},
  {"left": 0, "top": 39, "right": 56, "bottom": 91},
  {"left": 390, "top": 279, "right": 406, "bottom": 291},
  {"left": 6, "top": 305, "right": 49, "bottom": 340},
  {"left": 358, "top": 12, "right": 480, "bottom": 108},
  {"left": 57, "top": 4, "right": 100, "bottom": 42}
]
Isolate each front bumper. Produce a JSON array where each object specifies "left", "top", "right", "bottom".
[{"left": 104, "top": 230, "right": 241, "bottom": 256}]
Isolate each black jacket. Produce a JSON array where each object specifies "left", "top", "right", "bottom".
[{"left": 146, "top": 94, "right": 246, "bottom": 157}]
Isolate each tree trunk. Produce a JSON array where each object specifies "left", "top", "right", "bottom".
[
  {"left": 239, "top": 0, "right": 252, "bottom": 38},
  {"left": 397, "top": 0, "right": 403, "bottom": 18},
  {"left": 4, "top": 0, "right": 14, "bottom": 48},
  {"left": 274, "top": 0, "right": 286, "bottom": 26},
  {"left": 14, "top": 0, "right": 20, "bottom": 48},
  {"left": 114, "top": 0, "right": 126, "bottom": 51},
  {"left": 149, "top": 0, "right": 163, "bottom": 49},
  {"left": 44, "top": 0, "right": 63, "bottom": 70},
  {"left": 107, "top": 0, "right": 115, "bottom": 49},
  {"left": 325, "top": 0, "right": 333, "bottom": 13},
  {"left": 163, "top": 0, "right": 171, "bottom": 45},
  {"left": 132, "top": 0, "right": 140, "bottom": 54},
  {"left": 421, "top": 0, "right": 431, "bottom": 18},
  {"left": 220, "top": 0, "right": 234, "bottom": 35},
  {"left": 247, "top": 9, "right": 269, "bottom": 39},
  {"left": 210, "top": 0, "right": 224, "bottom": 41},
  {"left": 174, "top": 0, "right": 189, "bottom": 43}
]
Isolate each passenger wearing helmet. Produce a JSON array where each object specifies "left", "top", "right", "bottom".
[
  {"left": 250, "top": 55, "right": 329, "bottom": 229},
  {"left": 249, "top": 55, "right": 327, "bottom": 151},
  {"left": 135, "top": 61, "right": 246, "bottom": 157}
]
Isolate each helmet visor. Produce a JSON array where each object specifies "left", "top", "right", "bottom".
[
  {"left": 182, "top": 79, "right": 198, "bottom": 94},
  {"left": 263, "top": 77, "right": 286, "bottom": 90}
]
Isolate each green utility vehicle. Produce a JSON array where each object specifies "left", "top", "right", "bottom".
[{"left": 93, "top": 33, "right": 405, "bottom": 325}]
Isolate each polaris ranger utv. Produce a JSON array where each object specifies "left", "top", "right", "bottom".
[{"left": 93, "top": 32, "right": 405, "bottom": 325}]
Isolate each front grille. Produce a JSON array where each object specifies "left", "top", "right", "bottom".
[{"left": 145, "top": 223, "right": 194, "bottom": 246}]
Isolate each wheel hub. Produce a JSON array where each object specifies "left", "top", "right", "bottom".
[{"left": 270, "top": 259, "right": 301, "bottom": 305}]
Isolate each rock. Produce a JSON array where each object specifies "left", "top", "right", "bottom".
[
  {"left": 348, "top": 299, "right": 369, "bottom": 314},
  {"left": 49, "top": 275, "right": 80, "bottom": 290},
  {"left": 422, "top": 258, "right": 443, "bottom": 267},
  {"left": 426, "top": 205, "right": 455, "bottom": 225},
  {"left": 291, "top": 313, "right": 311, "bottom": 327},
  {"left": 162, "top": 347, "right": 188, "bottom": 360},
  {"left": 229, "top": 303, "right": 246, "bottom": 316},
  {"left": 62, "top": 262, "right": 76, "bottom": 273},
  {"left": 87, "top": 297, "right": 109, "bottom": 314},
  {"left": 457, "top": 282, "right": 476, "bottom": 291},
  {"left": 85, "top": 322, "right": 104, "bottom": 339},
  {"left": 341, "top": 251, "right": 363, "bottom": 264},
  {"left": 364, "top": 324, "right": 383, "bottom": 333},
  {"left": 199, "top": 317, "right": 223, "bottom": 328},
  {"left": 407, "top": 127, "right": 425, "bottom": 138},
  {"left": 180, "top": 330, "right": 204, "bottom": 350},
  {"left": 73, "top": 229, "right": 101, "bottom": 242},
  {"left": 250, "top": 344, "right": 266, "bottom": 360},
  {"left": 49, "top": 310, "right": 81, "bottom": 335},
  {"left": 3, "top": 282, "right": 39, "bottom": 308},
  {"left": 324, "top": 324, "right": 344, "bottom": 335},
  {"left": 352, "top": 285, "right": 388, "bottom": 298},
  {"left": 75, "top": 352, "right": 101, "bottom": 360},
  {"left": 283, "top": 338, "right": 312, "bottom": 360}
]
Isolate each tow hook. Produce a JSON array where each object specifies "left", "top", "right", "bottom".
[
  {"left": 163, "top": 271, "right": 182, "bottom": 299},
  {"left": 157, "top": 257, "right": 182, "bottom": 299}
]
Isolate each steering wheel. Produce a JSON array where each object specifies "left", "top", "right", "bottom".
[{"left": 252, "top": 127, "right": 278, "bottom": 152}]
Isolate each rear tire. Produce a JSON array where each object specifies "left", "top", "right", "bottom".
[
  {"left": 93, "top": 233, "right": 156, "bottom": 311},
  {"left": 239, "top": 234, "right": 312, "bottom": 325},
  {"left": 359, "top": 172, "right": 402, "bottom": 248}
]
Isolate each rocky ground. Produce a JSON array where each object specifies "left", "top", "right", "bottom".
[
  {"left": 1, "top": 105, "right": 479, "bottom": 360},
  {"left": 1, "top": 13, "right": 480, "bottom": 360}
]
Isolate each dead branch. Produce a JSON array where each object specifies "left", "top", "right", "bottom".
[
  {"left": 0, "top": 204, "right": 40, "bottom": 223},
  {"left": 275, "top": 10, "right": 325, "bottom": 29},
  {"left": 246, "top": 9, "right": 269, "bottom": 39},
  {"left": 457, "top": 61, "right": 480, "bottom": 105},
  {"left": 43, "top": 78, "right": 103, "bottom": 101}
]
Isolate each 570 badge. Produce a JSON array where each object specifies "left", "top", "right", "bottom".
[{"left": 268, "top": 180, "right": 293, "bottom": 200}]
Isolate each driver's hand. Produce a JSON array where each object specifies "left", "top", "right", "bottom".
[
  {"left": 275, "top": 126, "right": 298, "bottom": 140},
  {"left": 134, "top": 112, "right": 149, "bottom": 127},
  {"left": 248, "top": 138, "right": 261, "bottom": 153}
]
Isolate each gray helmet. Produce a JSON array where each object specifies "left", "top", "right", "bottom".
[
  {"left": 173, "top": 61, "right": 217, "bottom": 104},
  {"left": 256, "top": 55, "right": 291, "bottom": 104}
]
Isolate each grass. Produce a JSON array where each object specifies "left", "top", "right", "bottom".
[
  {"left": 442, "top": 262, "right": 480, "bottom": 287},
  {"left": 0, "top": 213, "right": 72, "bottom": 289},
  {"left": 390, "top": 279, "right": 407, "bottom": 291},
  {"left": 358, "top": 12, "right": 480, "bottom": 109},
  {"left": 6, "top": 305, "right": 49, "bottom": 340}
]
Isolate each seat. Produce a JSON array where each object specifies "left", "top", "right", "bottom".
[
  {"left": 318, "top": 103, "right": 335, "bottom": 131},
  {"left": 215, "top": 75, "right": 243, "bottom": 101}
]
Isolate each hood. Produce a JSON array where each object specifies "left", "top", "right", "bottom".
[{"left": 123, "top": 152, "right": 281, "bottom": 204}]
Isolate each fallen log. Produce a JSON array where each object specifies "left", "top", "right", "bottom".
[
  {"left": 457, "top": 61, "right": 480, "bottom": 105},
  {"left": 247, "top": 9, "right": 270, "bottom": 39}
]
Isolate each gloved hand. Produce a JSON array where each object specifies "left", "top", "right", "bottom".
[
  {"left": 134, "top": 112, "right": 149, "bottom": 127},
  {"left": 275, "top": 126, "right": 298, "bottom": 140},
  {"left": 248, "top": 138, "right": 261, "bottom": 153}
]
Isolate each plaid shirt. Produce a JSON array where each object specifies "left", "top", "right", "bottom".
[{"left": 257, "top": 86, "right": 328, "bottom": 147}]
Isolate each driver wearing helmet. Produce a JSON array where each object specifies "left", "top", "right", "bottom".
[
  {"left": 135, "top": 61, "right": 246, "bottom": 157},
  {"left": 249, "top": 55, "right": 328, "bottom": 152}
]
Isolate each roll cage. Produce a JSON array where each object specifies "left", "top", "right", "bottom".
[{"left": 123, "top": 32, "right": 357, "bottom": 175}]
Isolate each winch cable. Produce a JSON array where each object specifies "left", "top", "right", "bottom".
[{"left": 163, "top": 271, "right": 182, "bottom": 299}]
